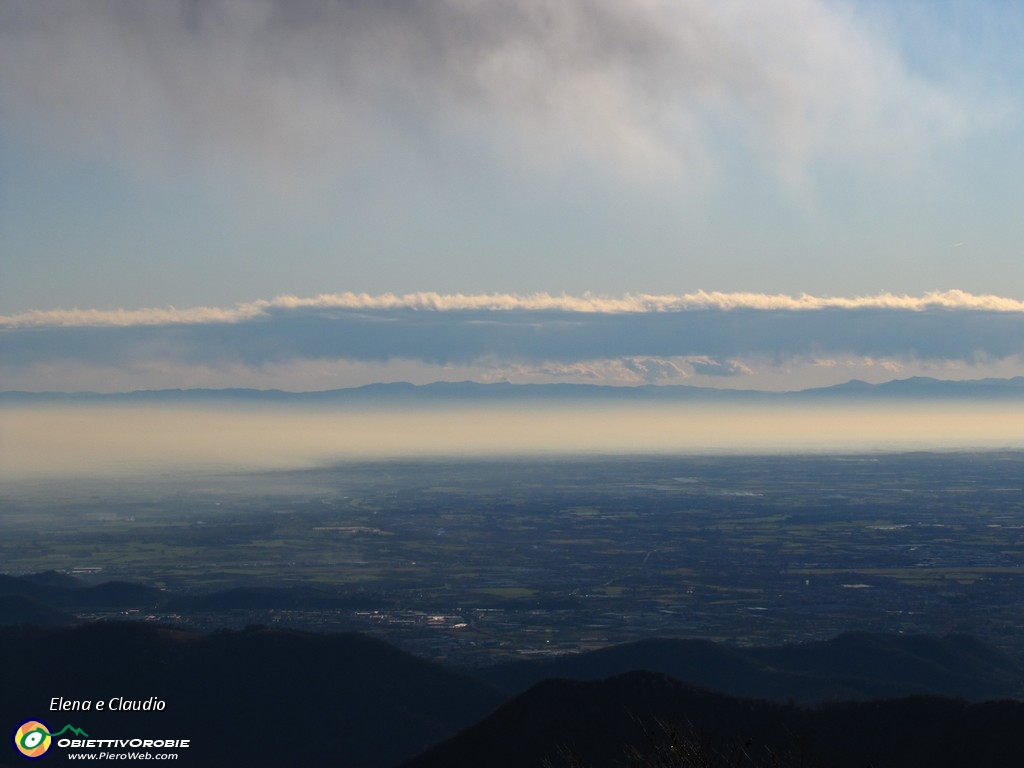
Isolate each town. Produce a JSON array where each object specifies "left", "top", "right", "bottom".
[{"left": 4, "top": 452, "right": 1024, "bottom": 667}]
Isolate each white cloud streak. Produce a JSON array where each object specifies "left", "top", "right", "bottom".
[{"left": 4, "top": 290, "right": 1024, "bottom": 330}]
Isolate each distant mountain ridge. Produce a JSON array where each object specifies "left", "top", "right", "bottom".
[{"left": 4, "top": 375, "right": 1024, "bottom": 403}]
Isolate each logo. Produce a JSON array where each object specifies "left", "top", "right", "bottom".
[{"left": 12, "top": 721, "right": 88, "bottom": 760}]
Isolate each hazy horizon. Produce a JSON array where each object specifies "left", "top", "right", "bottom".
[{"left": 3, "top": 400, "right": 1023, "bottom": 484}]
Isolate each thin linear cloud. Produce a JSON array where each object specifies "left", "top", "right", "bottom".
[
  {"left": 5, "top": 290, "right": 1024, "bottom": 329},
  {"left": 2, "top": 293, "right": 1023, "bottom": 386}
]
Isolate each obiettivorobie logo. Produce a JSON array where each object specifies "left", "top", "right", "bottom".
[
  {"left": 12, "top": 717, "right": 190, "bottom": 761},
  {"left": 12, "top": 720, "right": 88, "bottom": 759}
]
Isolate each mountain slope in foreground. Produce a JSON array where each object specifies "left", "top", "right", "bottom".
[
  {"left": 403, "top": 670, "right": 1024, "bottom": 768},
  {"left": 0, "top": 622, "right": 504, "bottom": 768}
]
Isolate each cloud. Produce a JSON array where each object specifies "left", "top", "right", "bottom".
[
  {"left": 498, "top": 357, "right": 691, "bottom": 385},
  {"left": 2, "top": 292, "right": 1023, "bottom": 391},
  {"left": 5, "top": 289, "right": 1024, "bottom": 329},
  {"left": 621, "top": 357, "right": 691, "bottom": 384},
  {"left": 0, "top": 0, "right": 1001, "bottom": 187},
  {"left": 686, "top": 357, "right": 752, "bottom": 378}
]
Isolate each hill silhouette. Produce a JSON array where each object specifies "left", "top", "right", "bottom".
[
  {"left": 0, "top": 573, "right": 162, "bottom": 612},
  {"left": 161, "top": 584, "right": 380, "bottom": 611},
  {"left": 4, "top": 375, "right": 1024, "bottom": 405},
  {"left": 475, "top": 632, "right": 1023, "bottom": 703},
  {"left": 402, "top": 670, "right": 1024, "bottom": 768},
  {"left": 6, "top": 569, "right": 1020, "bottom": 705},
  {"left": 17, "top": 570, "right": 85, "bottom": 589},
  {"left": 1, "top": 619, "right": 1022, "bottom": 767},
  {"left": 3, "top": 574, "right": 1024, "bottom": 766},
  {"left": 0, "top": 594, "right": 78, "bottom": 627},
  {"left": 0, "top": 622, "right": 504, "bottom": 768}
]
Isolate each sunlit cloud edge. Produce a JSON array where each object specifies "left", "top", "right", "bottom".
[{"left": 5, "top": 289, "right": 1024, "bottom": 329}]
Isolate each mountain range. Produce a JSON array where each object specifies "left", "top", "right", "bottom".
[{"left": 3, "top": 376, "right": 1024, "bottom": 404}]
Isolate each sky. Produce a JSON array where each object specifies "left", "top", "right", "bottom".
[{"left": 2, "top": 0, "right": 1024, "bottom": 393}]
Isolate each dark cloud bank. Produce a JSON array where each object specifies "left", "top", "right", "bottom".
[{"left": 3, "top": 304, "right": 1023, "bottom": 372}]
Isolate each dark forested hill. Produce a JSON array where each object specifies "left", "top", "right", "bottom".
[
  {"left": 0, "top": 622, "right": 504, "bottom": 768},
  {"left": 402, "top": 670, "right": 1024, "bottom": 768},
  {"left": 474, "top": 631, "right": 1024, "bottom": 703},
  {"left": 0, "top": 573, "right": 162, "bottom": 612},
  {"left": 2, "top": 621, "right": 1022, "bottom": 768}
]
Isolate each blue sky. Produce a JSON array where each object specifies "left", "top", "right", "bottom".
[{"left": 2, "top": 0, "right": 1024, "bottom": 391}]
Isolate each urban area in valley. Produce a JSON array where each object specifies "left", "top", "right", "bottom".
[{"left": 4, "top": 452, "right": 1024, "bottom": 667}]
